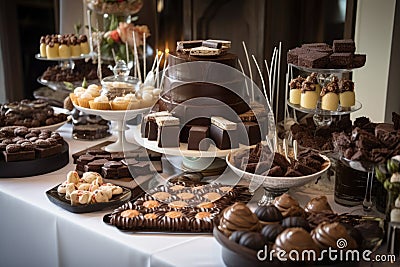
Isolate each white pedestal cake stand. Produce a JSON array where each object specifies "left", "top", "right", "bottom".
[
  {"left": 74, "top": 104, "right": 150, "bottom": 152},
  {"left": 133, "top": 125, "right": 245, "bottom": 172}
]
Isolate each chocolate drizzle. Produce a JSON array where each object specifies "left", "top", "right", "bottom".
[
  {"left": 320, "top": 76, "right": 340, "bottom": 96},
  {"left": 289, "top": 76, "right": 305, "bottom": 89},
  {"left": 339, "top": 79, "right": 355, "bottom": 93}
]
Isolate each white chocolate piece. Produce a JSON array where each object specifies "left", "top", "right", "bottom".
[
  {"left": 78, "top": 183, "right": 91, "bottom": 191},
  {"left": 57, "top": 181, "right": 68, "bottom": 194},
  {"left": 289, "top": 89, "right": 301, "bottom": 105},
  {"left": 81, "top": 172, "right": 100, "bottom": 183},
  {"left": 155, "top": 116, "right": 180, "bottom": 127},
  {"left": 92, "top": 189, "right": 109, "bottom": 203},
  {"left": 300, "top": 91, "right": 319, "bottom": 109},
  {"left": 89, "top": 183, "right": 99, "bottom": 192},
  {"left": 339, "top": 91, "right": 355, "bottom": 108},
  {"left": 321, "top": 92, "right": 339, "bottom": 111},
  {"left": 190, "top": 46, "right": 221, "bottom": 56},
  {"left": 66, "top": 171, "right": 80, "bottom": 184},
  {"left": 211, "top": 116, "right": 237, "bottom": 130},
  {"left": 65, "top": 183, "right": 77, "bottom": 200},
  {"left": 69, "top": 190, "right": 81, "bottom": 205},
  {"left": 147, "top": 111, "right": 172, "bottom": 119},
  {"left": 79, "top": 191, "right": 92, "bottom": 205}
]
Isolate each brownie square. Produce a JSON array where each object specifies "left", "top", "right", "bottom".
[
  {"left": 298, "top": 52, "right": 329, "bottom": 68},
  {"left": 287, "top": 47, "right": 304, "bottom": 65},
  {"left": 179, "top": 124, "right": 193, "bottom": 143},
  {"left": 333, "top": 39, "right": 356, "bottom": 53},
  {"left": 3, "top": 150, "right": 35, "bottom": 162},
  {"left": 117, "top": 165, "right": 131, "bottom": 177},
  {"left": 329, "top": 53, "right": 353, "bottom": 68},
  {"left": 243, "top": 122, "right": 261, "bottom": 146},
  {"left": 148, "top": 120, "right": 158, "bottom": 141},
  {"left": 188, "top": 126, "right": 210, "bottom": 150},
  {"left": 350, "top": 54, "right": 366, "bottom": 68},
  {"left": 35, "top": 144, "right": 62, "bottom": 158},
  {"left": 101, "top": 166, "right": 118, "bottom": 179},
  {"left": 302, "top": 43, "right": 333, "bottom": 54}
]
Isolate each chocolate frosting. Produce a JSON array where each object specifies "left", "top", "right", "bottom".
[
  {"left": 339, "top": 79, "right": 354, "bottom": 93},
  {"left": 311, "top": 222, "right": 358, "bottom": 249},
  {"left": 272, "top": 193, "right": 305, "bottom": 218},
  {"left": 308, "top": 72, "right": 319, "bottom": 84},
  {"left": 321, "top": 77, "right": 340, "bottom": 96},
  {"left": 289, "top": 76, "right": 305, "bottom": 89},
  {"left": 301, "top": 80, "right": 316, "bottom": 93},
  {"left": 305, "top": 196, "right": 333, "bottom": 213},
  {"left": 218, "top": 202, "right": 260, "bottom": 236},
  {"left": 274, "top": 228, "right": 320, "bottom": 254}
]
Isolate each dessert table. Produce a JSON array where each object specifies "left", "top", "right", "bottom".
[{"left": 0, "top": 122, "right": 392, "bottom": 267}]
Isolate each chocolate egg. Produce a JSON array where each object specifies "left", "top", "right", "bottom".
[
  {"left": 254, "top": 205, "right": 283, "bottom": 222},
  {"left": 261, "top": 224, "right": 284, "bottom": 242}
]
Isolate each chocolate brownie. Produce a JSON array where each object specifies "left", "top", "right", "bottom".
[
  {"left": 298, "top": 51, "right": 330, "bottom": 68},
  {"left": 333, "top": 39, "right": 356, "bottom": 53},
  {"left": 329, "top": 53, "right": 353, "bottom": 68}
]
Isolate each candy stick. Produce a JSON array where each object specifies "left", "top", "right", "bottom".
[
  {"left": 275, "top": 42, "right": 282, "bottom": 124},
  {"left": 87, "top": 10, "right": 93, "bottom": 55},
  {"left": 264, "top": 59, "right": 271, "bottom": 103},
  {"left": 238, "top": 59, "right": 250, "bottom": 98},
  {"left": 242, "top": 41, "right": 253, "bottom": 102},
  {"left": 125, "top": 43, "right": 129, "bottom": 65},
  {"left": 159, "top": 55, "right": 168, "bottom": 89},
  {"left": 251, "top": 55, "right": 266, "bottom": 100},
  {"left": 132, "top": 32, "right": 142, "bottom": 82},
  {"left": 143, "top": 32, "right": 146, "bottom": 81},
  {"left": 156, "top": 52, "right": 164, "bottom": 88},
  {"left": 271, "top": 48, "right": 278, "bottom": 106}
]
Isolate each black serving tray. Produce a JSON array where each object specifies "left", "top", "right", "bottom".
[
  {"left": 0, "top": 141, "right": 70, "bottom": 178},
  {"left": 46, "top": 184, "right": 131, "bottom": 213}
]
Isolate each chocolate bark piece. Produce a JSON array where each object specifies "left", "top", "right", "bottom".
[
  {"left": 333, "top": 39, "right": 356, "bottom": 53},
  {"left": 266, "top": 165, "right": 284, "bottom": 177},
  {"left": 35, "top": 143, "right": 62, "bottom": 158},
  {"left": 350, "top": 54, "right": 366, "bottom": 68},
  {"left": 329, "top": 53, "right": 353, "bottom": 68},
  {"left": 84, "top": 158, "right": 108, "bottom": 172},
  {"left": 243, "top": 122, "right": 261, "bottom": 146},
  {"left": 284, "top": 167, "right": 303, "bottom": 177},
  {"left": 157, "top": 125, "right": 180, "bottom": 148},
  {"left": 3, "top": 150, "right": 35, "bottom": 162},
  {"left": 298, "top": 51, "right": 329, "bottom": 68},
  {"left": 294, "top": 161, "right": 317, "bottom": 175},
  {"left": 117, "top": 165, "right": 130, "bottom": 177},
  {"left": 287, "top": 47, "right": 304, "bottom": 65},
  {"left": 272, "top": 152, "right": 291, "bottom": 171},
  {"left": 188, "top": 126, "right": 210, "bottom": 150},
  {"left": 209, "top": 124, "right": 238, "bottom": 150}
]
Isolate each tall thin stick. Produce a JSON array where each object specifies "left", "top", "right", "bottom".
[
  {"left": 275, "top": 42, "right": 282, "bottom": 123},
  {"left": 264, "top": 59, "right": 271, "bottom": 103},
  {"left": 132, "top": 32, "right": 142, "bottom": 82},
  {"left": 271, "top": 48, "right": 278, "bottom": 106},
  {"left": 242, "top": 41, "right": 253, "bottom": 102},
  {"left": 143, "top": 32, "right": 146, "bottom": 81},
  {"left": 251, "top": 55, "right": 266, "bottom": 100},
  {"left": 125, "top": 43, "right": 129, "bottom": 64},
  {"left": 159, "top": 56, "right": 168, "bottom": 89},
  {"left": 87, "top": 10, "right": 93, "bottom": 55},
  {"left": 238, "top": 59, "right": 250, "bottom": 98},
  {"left": 96, "top": 20, "right": 102, "bottom": 81},
  {"left": 111, "top": 48, "right": 117, "bottom": 64},
  {"left": 284, "top": 71, "right": 289, "bottom": 126},
  {"left": 156, "top": 53, "right": 164, "bottom": 88}
]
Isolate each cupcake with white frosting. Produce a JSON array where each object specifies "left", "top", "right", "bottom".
[{"left": 89, "top": 95, "right": 111, "bottom": 110}]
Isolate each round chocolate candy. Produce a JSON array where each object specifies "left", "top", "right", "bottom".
[
  {"left": 229, "top": 230, "right": 248, "bottom": 243},
  {"left": 14, "top": 126, "right": 29, "bottom": 137},
  {"left": 261, "top": 224, "right": 284, "bottom": 243},
  {"left": 6, "top": 144, "right": 21, "bottom": 153},
  {"left": 237, "top": 232, "right": 265, "bottom": 251},
  {"left": 35, "top": 139, "right": 51, "bottom": 148},
  {"left": 254, "top": 205, "right": 283, "bottom": 222},
  {"left": 281, "top": 216, "right": 310, "bottom": 231},
  {"left": 20, "top": 141, "right": 34, "bottom": 151}
]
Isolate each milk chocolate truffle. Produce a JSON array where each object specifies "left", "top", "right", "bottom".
[
  {"left": 254, "top": 205, "right": 283, "bottom": 224},
  {"left": 272, "top": 193, "right": 305, "bottom": 218},
  {"left": 304, "top": 196, "right": 333, "bottom": 213},
  {"left": 261, "top": 224, "right": 284, "bottom": 243},
  {"left": 311, "top": 222, "right": 358, "bottom": 250},
  {"left": 218, "top": 203, "right": 261, "bottom": 236},
  {"left": 274, "top": 228, "right": 320, "bottom": 256}
]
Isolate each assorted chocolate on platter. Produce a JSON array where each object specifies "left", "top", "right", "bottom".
[
  {"left": 231, "top": 142, "right": 329, "bottom": 177},
  {"left": 214, "top": 194, "right": 384, "bottom": 265},
  {"left": 104, "top": 181, "right": 252, "bottom": 233},
  {"left": 0, "top": 99, "right": 68, "bottom": 128}
]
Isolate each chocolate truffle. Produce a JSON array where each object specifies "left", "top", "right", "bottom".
[
  {"left": 274, "top": 228, "right": 320, "bottom": 257},
  {"left": 261, "top": 224, "right": 284, "bottom": 243},
  {"left": 311, "top": 222, "right": 358, "bottom": 250},
  {"left": 304, "top": 196, "right": 333, "bottom": 213},
  {"left": 281, "top": 216, "right": 310, "bottom": 231},
  {"left": 254, "top": 205, "right": 283, "bottom": 223},
  {"left": 218, "top": 203, "right": 261, "bottom": 236},
  {"left": 237, "top": 231, "right": 266, "bottom": 251}
]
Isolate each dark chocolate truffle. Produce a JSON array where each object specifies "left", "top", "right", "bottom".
[
  {"left": 237, "top": 231, "right": 265, "bottom": 251},
  {"left": 261, "top": 224, "right": 284, "bottom": 243},
  {"left": 281, "top": 216, "right": 310, "bottom": 231},
  {"left": 254, "top": 205, "right": 283, "bottom": 223}
]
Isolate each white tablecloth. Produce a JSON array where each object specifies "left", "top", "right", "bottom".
[{"left": 0, "top": 123, "right": 391, "bottom": 267}]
